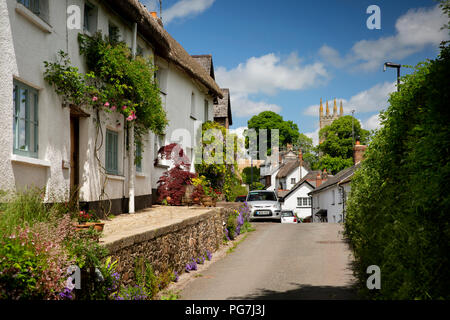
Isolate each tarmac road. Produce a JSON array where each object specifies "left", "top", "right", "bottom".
[{"left": 179, "top": 222, "right": 357, "bottom": 300}]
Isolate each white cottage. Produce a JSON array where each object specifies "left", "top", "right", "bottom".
[
  {"left": 277, "top": 170, "right": 318, "bottom": 218},
  {"left": 308, "top": 143, "right": 366, "bottom": 223},
  {"left": 0, "top": 0, "right": 223, "bottom": 214}
]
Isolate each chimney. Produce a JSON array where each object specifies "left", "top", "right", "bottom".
[
  {"left": 353, "top": 141, "right": 367, "bottom": 164},
  {"left": 316, "top": 172, "right": 322, "bottom": 187},
  {"left": 150, "top": 11, "right": 164, "bottom": 27}
]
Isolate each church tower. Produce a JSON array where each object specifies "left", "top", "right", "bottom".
[{"left": 319, "top": 98, "right": 344, "bottom": 143}]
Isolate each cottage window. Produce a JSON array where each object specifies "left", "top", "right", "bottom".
[
  {"left": 156, "top": 68, "right": 168, "bottom": 94},
  {"left": 13, "top": 80, "right": 39, "bottom": 158},
  {"left": 18, "top": 0, "right": 40, "bottom": 15},
  {"left": 291, "top": 178, "right": 296, "bottom": 185},
  {"left": 105, "top": 129, "right": 119, "bottom": 175},
  {"left": 297, "top": 197, "right": 312, "bottom": 207},
  {"left": 17, "top": 0, "right": 49, "bottom": 23},
  {"left": 190, "top": 92, "right": 196, "bottom": 119},
  {"left": 83, "top": 2, "right": 97, "bottom": 34},
  {"left": 204, "top": 99, "right": 209, "bottom": 122},
  {"left": 108, "top": 22, "right": 120, "bottom": 44},
  {"left": 332, "top": 190, "right": 335, "bottom": 205},
  {"left": 135, "top": 141, "right": 142, "bottom": 173}
]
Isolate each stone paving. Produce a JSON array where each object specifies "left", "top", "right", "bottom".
[{"left": 100, "top": 205, "right": 216, "bottom": 245}]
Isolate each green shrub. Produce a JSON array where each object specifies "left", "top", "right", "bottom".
[
  {"left": 229, "top": 184, "right": 248, "bottom": 202},
  {"left": 345, "top": 43, "right": 450, "bottom": 300}
]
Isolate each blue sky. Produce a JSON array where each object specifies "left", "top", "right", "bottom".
[{"left": 142, "top": 0, "right": 448, "bottom": 144}]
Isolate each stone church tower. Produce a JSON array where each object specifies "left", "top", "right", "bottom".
[{"left": 319, "top": 98, "right": 344, "bottom": 143}]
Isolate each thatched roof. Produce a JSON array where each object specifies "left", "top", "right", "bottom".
[
  {"left": 276, "top": 160, "right": 310, "bottom": 179},
  {"left": 104, "top": 0, "right": 223, "bottom": 99},
  {"left": 191, "top": 55, "right": 215, "bottom": 80},
  {"left": 214, "top": 88, "right": 233, "bottom": 126}
]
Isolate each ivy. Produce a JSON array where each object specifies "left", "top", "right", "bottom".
[{"left": 44, "top": 32, "right": 167, "bottom": 141}]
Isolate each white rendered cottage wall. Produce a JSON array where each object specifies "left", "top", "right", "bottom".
[
  {"left": 1, "top": 0, "right": 154, "bottom": 206},
  {"left": 150, "top": 57, "right": 214, "bottom": 192},
  {"left": 311, "top": 186, "right": 344, "bottom": 223},
  {"left": 282, "top": 183, "right": 313, "bottom": 218}
]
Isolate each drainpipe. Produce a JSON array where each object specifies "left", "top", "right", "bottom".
[
  {"left": 128, "top": 22, "right": 137, "bottom": 214},
  {"left": 338, "top": 184, "right": 345, "bottom": 223}
]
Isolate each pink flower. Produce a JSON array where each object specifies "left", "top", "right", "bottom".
[
  {"left": 122, "top": 106, "right": 127, "bottom": 110},
  {"left": 110, "top": 106, "right": 117, "bottom": 111},
  {"left": 126, "top": 115, "right": 134, "bottom": 121},
  {"left": 104, "top": 102, "right": 110, "bottom": 107},
  {"left": 92, "top": 96, "right": 98, "bottom": 102}
]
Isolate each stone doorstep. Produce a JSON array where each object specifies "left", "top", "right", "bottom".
[{"left": 101, "top": 206, "right": 233, "bottom": 253}]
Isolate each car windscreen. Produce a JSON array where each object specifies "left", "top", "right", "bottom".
[
  {"left": 281, "top": 212, "right": 294, "bottom": 217},
  {"left": 247, "top": 192, "right": 277, "bottom": 201}
]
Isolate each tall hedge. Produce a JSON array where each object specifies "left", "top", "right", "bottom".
[{"left": 345, "top": 43, "right": 450, "bottom": 300}]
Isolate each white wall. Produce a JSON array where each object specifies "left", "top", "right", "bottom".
[
  {"left": 311, "top": 185, "right": 345, "bottom": 223},
  {"left": 282, "top": 183, "right": 313, "bottom": 218},
  {"left": 1, "top": 0, "right": 155, "bottom": 206},
  {"left": 151, "top": 56, "right": 215, "bottom": 191}
]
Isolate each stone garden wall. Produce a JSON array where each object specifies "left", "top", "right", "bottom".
[{"left": 103, "top": 205, "right": 238, "bottom": 285}]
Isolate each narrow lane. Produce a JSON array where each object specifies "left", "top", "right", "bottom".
[{"left": 180, "top": 223, "right": 357, "bottom": 300}]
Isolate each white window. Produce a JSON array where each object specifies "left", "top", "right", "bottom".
[
  {"left": 108, "top": 22, "right": 120, "bottom": 44},
  {"left": 17, "top": 0, "right": 49, "bottom": 22},
  {"left": 156, "top": 67, "right": 168, "bottom": 94},
  {"left": 13, "top": 80, "right": 39, "bottom": 158},
  {"left": 105, "top": 129, "right": 119, "bottom": 175},
  {"left": 297, "top": 197, "right": 312, "bottom": 207},
  {"left": 190, "top": 92, "right": 196, "bottom": 119},
  {"left": 83, "top": 2, "right": 97, "bottom": 34},
  {"left": 154, "top": 134, "right": 165, "bottom": 159},
  {"left": 204, "top": 99, "right": 209, "bottom": 122}
]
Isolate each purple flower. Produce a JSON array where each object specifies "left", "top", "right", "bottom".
[{"left": 206, "top": 250, "right": 212, "bottom": 261}]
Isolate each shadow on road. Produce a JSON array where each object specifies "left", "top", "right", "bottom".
[{"left": 229, "top": 283, "right": 359, "bottom": 300}]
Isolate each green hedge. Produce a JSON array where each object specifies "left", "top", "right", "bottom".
[{"left": 345, "top": 43, "right": 450, "bottom": 300}]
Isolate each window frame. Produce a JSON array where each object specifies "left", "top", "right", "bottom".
[
  {"left": 105, "top": 129, "right": 119, "bottom": 175},
  {"left": 13, "top": 80, "right": 39, "bottom": 159},
  {"left": 190, "top": 92, "right": 196, "bottom": 120},
  {"left": 18, "top": 0, "right": 40, "bottom": 15},
  {"left": 135, "top": 141, "right": 142, "bottom": 173},
  {"left": 297, "top": 197, "right": 312, "bottom": 208},
  {"left": 204, "top": 99, "right": 209, "bottom": 122}
]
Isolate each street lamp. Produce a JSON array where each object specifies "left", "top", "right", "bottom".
[{"left": 384, "top": 62, "right": 401, "bottom": 91}]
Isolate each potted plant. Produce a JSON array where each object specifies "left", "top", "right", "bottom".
[{"left": 76, "top": 210, "right": 104, "bottom": 231}]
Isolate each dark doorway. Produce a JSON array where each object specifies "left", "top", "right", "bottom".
[{"left": 70, "top": 116, "right": 80, "bottom": 202}]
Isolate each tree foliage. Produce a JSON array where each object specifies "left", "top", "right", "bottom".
[
  {"left": 319, "top": 115, "right": 370, "bottom": 159},
  {"left": 246, "top": 111, "right": 300, "bottom": 155},
  {"left": 344, "top": 43, "right": 450, "bottom": 299},
  {"left": 195, "top": 121, "right": 240, "bottom": 201}
]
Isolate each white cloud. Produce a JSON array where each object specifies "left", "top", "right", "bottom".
[
  {"left": 304, "top": 81, "right": 396, "bottom": 116},
  {"left": 362, "top": 114, "right": 382, "bottom": 131},
  {"left": 216, "top": 52, "right": 329, "bottom": 118},
  {"left": 216, "top": 52, "right": 329, "bottom": 96},
  {"left": 319, "top": 5, "right": 448, "bottom": 71},
  {"left": 305, "top": 127, "right": 320, "bottom": 146},
  {"left": 231, "top": 93, "right": 282, "bottom": 118},
  {"left": 163, "top": 0, "right": 215, "bottom": 24}
]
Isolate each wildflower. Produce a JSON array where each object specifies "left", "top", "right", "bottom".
[
  {"left": 122, "top": 106, "right": 127, "bottom": 110},
  {"left": 126, "top": 115, "right": 134, "bottom": 121},
  {"left": 92, "top": 96, "right": 98, "bottom": 102},
  {"left": 111, "top": 106, "right": 117, "bottom": 111},
  {"left": 104, "top": 102, "right": 110, "bottom": 107}
]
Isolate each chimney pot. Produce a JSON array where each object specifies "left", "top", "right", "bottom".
[{"left": 150, "top": 11, "right": 158, "bottom": 18}]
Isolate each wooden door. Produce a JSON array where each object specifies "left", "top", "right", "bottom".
[{"left": 70, "top": 117, "right": 80, "bottom": 200}]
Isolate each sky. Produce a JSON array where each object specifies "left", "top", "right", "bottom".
[{"left": 141, "top": 0, "right": 449, "bottom": 145}]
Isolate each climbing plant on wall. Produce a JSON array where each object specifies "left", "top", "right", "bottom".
[{"left": 44, "top": 32, "right": 167, "bottom": 141}]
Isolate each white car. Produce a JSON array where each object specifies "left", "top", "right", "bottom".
[
  {"left": 280, "top": 211, "right": 298, "bottom": 224},
  {"left": 246, "top": 190, "right": 282, "bottom": 221}
]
